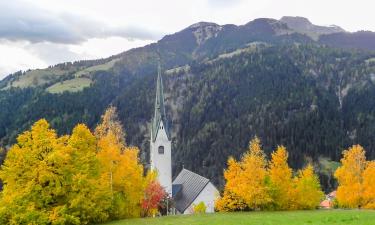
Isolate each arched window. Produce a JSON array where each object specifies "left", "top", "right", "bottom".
[{"left": 158, "top": 146, "right": 164, "bottom": 154}]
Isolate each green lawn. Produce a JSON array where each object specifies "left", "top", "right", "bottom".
[{"left": 103, "top": 210, "right": 375, "bottom": 225}]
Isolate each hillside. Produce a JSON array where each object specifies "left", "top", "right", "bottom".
[{"left": 1, "top": 17, "right": 375, "bottom": 191}]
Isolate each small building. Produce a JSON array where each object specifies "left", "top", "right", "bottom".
[
  {"left": 149, "top": 62, "right": 219, "bottom": 214},
  {"left": 172, "top": 169, "right": 219, "bottom": 214},
  {"left": 320, "top": 190, "right": 337, "bottom": 209}
]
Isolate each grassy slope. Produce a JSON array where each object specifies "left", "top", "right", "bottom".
[
  {"left": 104, "top": 210, "right": 375, "bottom": 225},
  {"left": 2, "top": 67, "right": 70, "bottom": 89},
  {"left": 74, "top": 58, "right": 120, "bottom": 77},
  {"left": 46, "top": 77, "right": 92, "bottom": 94}
]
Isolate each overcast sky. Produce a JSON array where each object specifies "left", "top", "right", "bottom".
[{"left": 0, "top": 0, "right": 374, "bottom": 80}]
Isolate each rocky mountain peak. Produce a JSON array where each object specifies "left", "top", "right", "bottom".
[
  {"left": 187, "top": 22, "right": 222, "bottom": 45},
  {"left": 280, "top": 16, "right": 345, "bottom": 40}
]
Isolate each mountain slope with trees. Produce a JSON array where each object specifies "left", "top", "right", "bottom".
[{"left": 1, "top": 17, "right": 375, "bottom": 191}]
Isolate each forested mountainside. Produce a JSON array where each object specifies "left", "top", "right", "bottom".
[{"left": 1, "top": 17, "right": 375, "bottom": 191}]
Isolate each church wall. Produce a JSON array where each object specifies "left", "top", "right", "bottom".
[
  {"left": 150, "top": 120, "right": 172, "bottom": 195},
  {"left": 183, "top": 182, "right": 219, "bottom": 214}
]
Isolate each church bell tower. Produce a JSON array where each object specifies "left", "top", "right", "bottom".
[{"left": 150, "top": 62, "right": 172, "bottom": 195}]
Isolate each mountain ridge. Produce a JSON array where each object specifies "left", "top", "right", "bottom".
[{"left": 1, "top": 16, "right": 375, "bottom": 191}]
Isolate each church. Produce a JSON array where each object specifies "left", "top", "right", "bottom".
[{"left": 149, "top": 63, "right": 219, "bottom": 214}]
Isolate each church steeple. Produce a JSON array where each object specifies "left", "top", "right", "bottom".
[
  {"left": 151, "top": 61, "right": 170, "bottom": 142},
  {"left": 150, "top": 59, "right": 172, "bottom": 195}
]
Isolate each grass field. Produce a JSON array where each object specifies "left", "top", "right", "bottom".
[
  {"left": 74, "top": 58, "right": 120, "bottom": 78},
  {"left": 46, "top": 77, "right": 92, "bottom": 93},
  {"left": 104, "top": 210, "right": 375, "bottom": 225}
]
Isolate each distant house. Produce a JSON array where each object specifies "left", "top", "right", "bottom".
[
  {"left": 149, "top": 63, "right": 219, "bottom": 214},
  {"left": 172, "top": 169, "right": 219, "bottom": 214},
  {"left": 320, "top": 191, "right": 337, "bottom": 209}
]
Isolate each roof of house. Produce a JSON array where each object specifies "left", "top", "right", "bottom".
[
  {"left": 151, "top": 62, "right": 171, "bottom": 142},
  {"left": 320, "top": 199, "right": 332, "bottom": 208},
  {"left": 172, "top": 169, "right": 210, "bottom": 213}
]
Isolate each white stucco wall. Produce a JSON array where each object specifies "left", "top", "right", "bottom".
[
  {"left": 184, "top": 182, "right": 219, "bottom": 214},
  {"left": 150, "top": 120, "right": 172, "bottom": 195}
]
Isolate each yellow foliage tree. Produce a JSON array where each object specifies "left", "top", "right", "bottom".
[
  {"left": 95, "top": 106, "right": 126, "bottom": 147},
  {"left": 268, "top": 145, "right": 294, "bottom": 210},
  {"left": 362, "top": 161, "right": 375, "bottom": 209},
  {"left": 0, "top": 120, "right": 111, "bottom": 224},
  {"left": 239, "top": 137, "right": 270, "bottom": 209},
  {"left": 96, "top": 107, "right": 146, "bottom": 219},
  {"left": 215, "top": 190, "right": 247, "bottom": 212},
  {"left": 334, "top": 145, "right": 367, "bottom": 208},
  {"left": 216, "top": 157, "right": 247, "bottom": 211},
  {"left": 218, "top": 137, "right": 270, "bottom": 211},
  {"left": 294, "top": 164, "right": 324, "bottom": 209},
  {"left": 193, "top": 202, "right": 207, "bottom": 214}
]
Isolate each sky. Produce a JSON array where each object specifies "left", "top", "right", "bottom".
[{"left": 0, "top": 0, "right": 374, "bottom": 80}]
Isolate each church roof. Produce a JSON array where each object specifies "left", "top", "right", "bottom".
[
  {"left": 151, "top": 62, "right": 171, "bottom": 142},
  {"left": 172, "top": 169, "right": 210, "bottom": 213}
]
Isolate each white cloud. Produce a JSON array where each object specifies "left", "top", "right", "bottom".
[
  {"left": 1, "top": 0, "right": 375, "bottom": 80},
  {"left": 0, "top": 42, "right": 48, "bottom": 77},
  {"left": 0, "top": 0, "right": 162, "bottom": 44}
]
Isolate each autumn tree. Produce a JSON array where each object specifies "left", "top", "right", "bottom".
[
  {"left": 96, "top": 107, "right": 146, "bottom": 219},
  {"left": 217, "top": 137, "right": 270, "bottom": 211},
  {"left": 192, "top": 202, "right": 207, "bottom": 214},
  {"left": 0, "top": 120, "right": 111, "bottom": 224},
  {"left": 216, "top": 157, "right": 247, "bottom": 211},
  {"left": 334, "top": 145, "right": 367, "bottom": 208},
  {"left": 362, "top": 161, "right": 375, "bottom": 209},
  {"left": 141, "top": 180, "right": 165, "bottom": 217},
  {"left": 95, "top": 106, "right": 126, "bottom": 147},
  {"left": 294, "top": 164, "right": 324, "bottom": 209},
  {"left": 0, "top": 119, "right": 63, "bottom": 224},
  {"left": 268, "top": 146, "right": 294, "bottom": 210},
  {"left": 63, "top": 124, "right": 111, "bottom": 223},
  {"left": 215, "top": 190, "right": 247, "bottom": 212},
  {"left": 239, "top": 137, "right": 270, "bottom": 209}
]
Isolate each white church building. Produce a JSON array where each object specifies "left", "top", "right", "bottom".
[{"left": 149, "top": 63, "right": 219, "bottom": 214}]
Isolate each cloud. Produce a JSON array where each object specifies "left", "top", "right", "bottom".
[
  {"left": 0, "top": 0, "right": 162, "bottom": 44},
  {"left": 206, "top": 0, "right": 244, "bottom": 8}
]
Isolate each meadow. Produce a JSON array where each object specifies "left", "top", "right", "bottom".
[{"left": 104, "top": 210, "right": 375, "bottom": 225}]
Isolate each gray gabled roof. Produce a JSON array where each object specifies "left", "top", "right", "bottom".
[{"left": 172, "top": 169, "right": 210, "bottom": 213}]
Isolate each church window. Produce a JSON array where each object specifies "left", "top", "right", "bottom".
[{"left": 158, "top": 146, "right": 164, "bottom": 154}]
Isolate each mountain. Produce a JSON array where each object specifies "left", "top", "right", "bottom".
[
  {"left": 280, "top": 16, "right": 345, "bottom": 40},
  {"left": 1, "top": 17, "right": 375, "bottom": 191}
]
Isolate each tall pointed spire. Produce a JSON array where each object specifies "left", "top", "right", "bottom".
[{"left": 152, "top": 59, "right": 170, "bottom": 141}]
